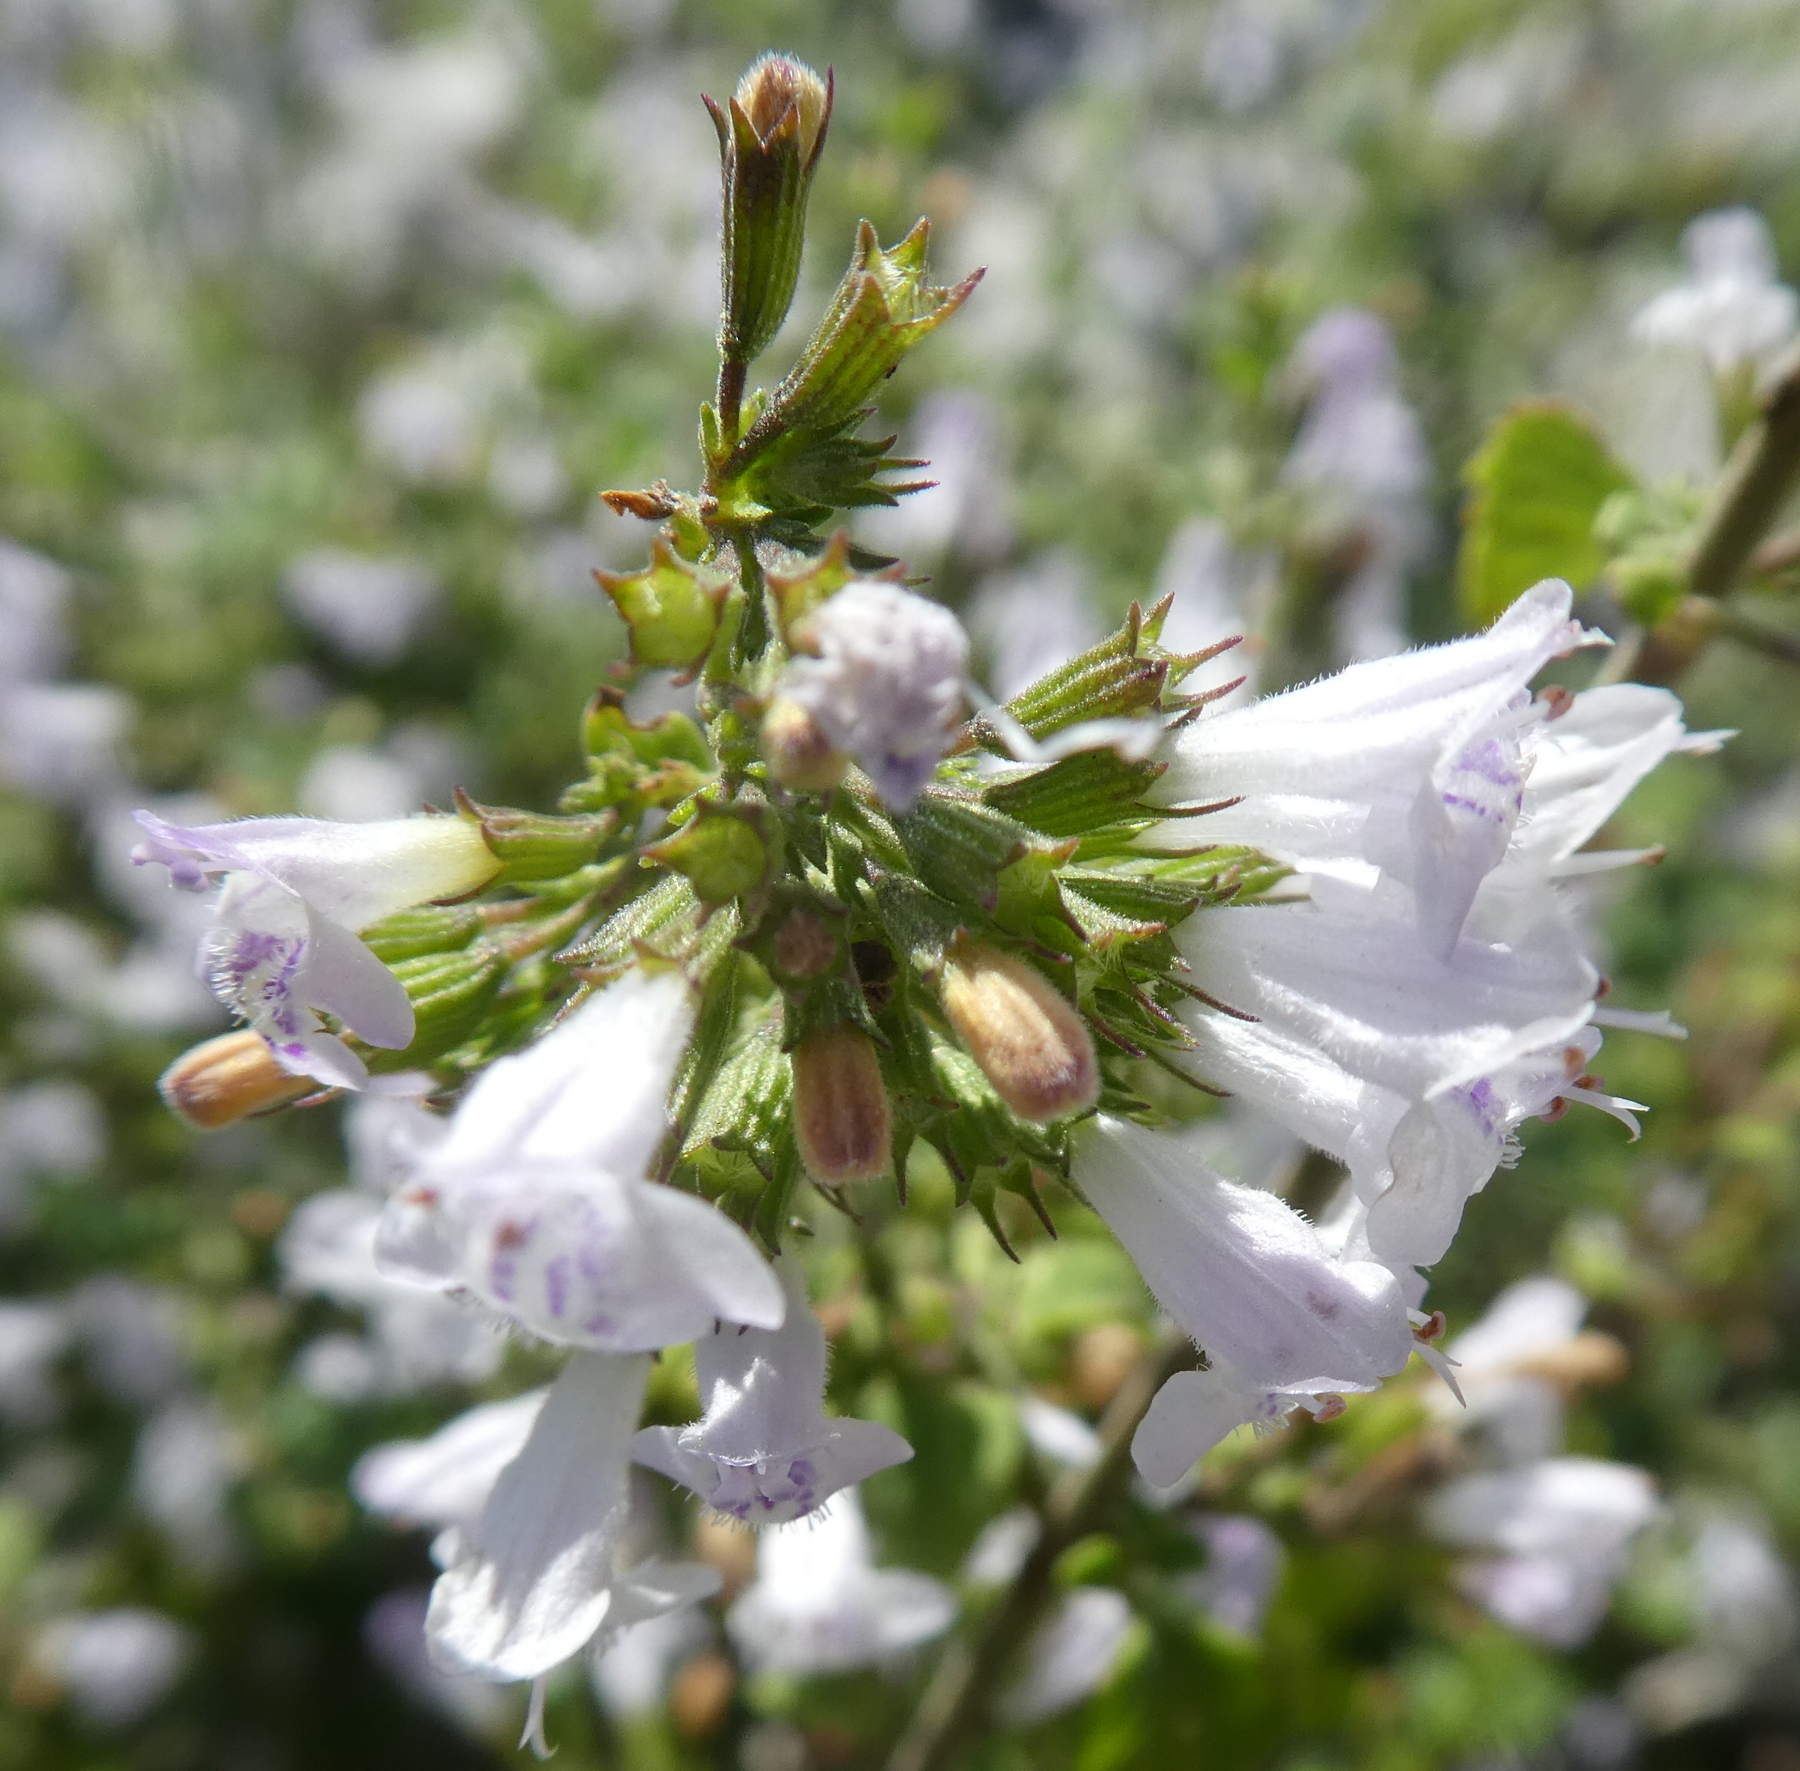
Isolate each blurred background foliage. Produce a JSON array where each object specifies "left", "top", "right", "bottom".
[{"left": 2, "top": 0, "right": 1799, "bottom": 1768}]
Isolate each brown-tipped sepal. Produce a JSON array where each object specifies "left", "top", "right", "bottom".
[
  {"left": 792, "top": 1025, "right": 892, "bottom": 1184},
  {"left": 939, "top": 944, "right": 1099, "bottom": 1123},
  {"left": 160, "top": 1031, "right": 316, "bottom": 1129}
]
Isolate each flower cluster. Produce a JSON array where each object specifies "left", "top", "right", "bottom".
[{"left": 127, "top": 49, "right": 1728, "bottom": 1750}]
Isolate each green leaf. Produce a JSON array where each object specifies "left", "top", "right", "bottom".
[{"left": 1458, "top": 402, "right": 1634, "bottom": 622}]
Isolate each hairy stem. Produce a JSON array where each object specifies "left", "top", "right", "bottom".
[{"left": 883, "top": 1331, "right": 1193, "bottom": 1771}]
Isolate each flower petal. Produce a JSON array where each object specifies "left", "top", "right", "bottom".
[
  {"left": 1079, "top": 1116, "right": 1415, "bottom": 1390},
  {"left": 301, "top": 910, "right": 415, "bottom": 1051},
  {"left": 426, "top": 1352, "right": 648, "bottom": 1682}
]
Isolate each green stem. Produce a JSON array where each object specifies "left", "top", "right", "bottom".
[
  {"left": 883, "top": 1331, "right": 1193, "bottom": 1771},
  {"left": 1607, "top": 356, "right": 1800, "bottom": 687},
  {"left": 717, "top": 353, "right": 748, "bottom": 453}
]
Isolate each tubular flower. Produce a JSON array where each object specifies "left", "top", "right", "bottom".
[
  {"left": 362, "top": 1352, "right": 721, "bottom": 1751},
  {"left": 375, "top": 970, "right": 783, "bottom": 1350},
  {"left": 1160, "top": 580, "right": 1723, "bottom": 1274},
  {"left": 1077, "top": 1115, "right": 1417, "bottom": 1486},
  {"left": 633, "top": 1258, "right": 912, "bottom": 1523},
  {"left": 131, "top": 811, "right": 500, "bottom": 1089}
]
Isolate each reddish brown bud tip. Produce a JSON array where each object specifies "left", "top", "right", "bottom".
[
  {"left": 770, "top": 908, "right": 839, "bottom": 981},
  {"left": 734, "top": 53, "right": 831, "bottom": 160},
  {"left": 940, "top": 946, "right": 1099, "bottom": 1123},
  {"left": 158, "top": 1031, "right": 314, "bottom": 1130},
  {"left": 792, "top": 1026, "right": 891, "bottom": 1184}
]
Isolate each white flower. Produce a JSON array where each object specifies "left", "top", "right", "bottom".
[
  {"left": 280, "top": 1087, "right": 502, "bottom": 1395},
  {"left": 1425, "top": 1457, "right": 1658, "bottom": 1648},
  {"left": 131, "top": 811, "right": 501, "bottom": 1090},
  {"left": 998, "top": 1587, "right": 1135, "bottom": 1726},
  {"left": 1146, "top": 580, "right": 1601, "bottom": 887},
  {"left": 1155, "top": 583, "right": 1721, "bottom": 1272},
  {"left": 378, "top": 1354, "right": 721, "bottom": 1751},
  {"left": 280, "top": 549, "right": 441, "bottom": 666},
  {"left": 29, "top": 1608, "right": 193, "bottom": 1729},
  {"left": 633, "top": 1259, "right": 912, "bottom": 1524},
  {"left": 1076, "top": 1115, "right": 1417, "bottom": 1487},
  {"left": 1281, "top": 307, "right": 1430, "bottom": 662},
  {"left": 355, "top": 1388, "right": 549, "bottom": 1534},
  {"left": 0, "top": 1300, "right": 70, "bottom": 1426},
  {"left": 375, "top": 970, "right": 784, "bottom": 1350},
  {"left": 726, "top": 1488, "right": 955, "bottom": 1676},
  {"left": 1633, "top": 207, "right": 1799, "bottom": 379},
  {"left": 1426, "top": 1275, "right": 1588, "bottom": 1464},
  {"left": 778, "top": 580, "right": 970, "bottom": 809}
]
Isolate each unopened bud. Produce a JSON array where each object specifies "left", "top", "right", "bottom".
[
  {"left": 1514, "top": 1330, "right": 1630, "bottom": 1391},
  {"left": 735, "top": 53, "right": 830, "bottom": 161},
  {"left": 940, "top": 946, "right": 1098, "bottom": 1123},
  {"left": 159, "top": 1030, "right": 315, "bottom": 1129},
  {"left": 791, "top": 1026, "right": 891, "bottom": 1184},
  {"left": 770, "top": 907, "right": 839, "bottom": 980},
  {"left": 707, "top": 54, "right": 833, "bottom": 371},
  {"left": 762, "top": 696, "right": 847, "bottom": 794},
  {"left": 669, "top": 1651, "right": 736, "bottom": 1742}
]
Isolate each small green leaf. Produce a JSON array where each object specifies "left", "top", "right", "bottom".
[{"left": 1458, "top": 402, "right": 1634, "bottom": 622}]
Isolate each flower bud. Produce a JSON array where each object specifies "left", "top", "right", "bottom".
[
  {"left": 940, "top": 946, "right": 1099, "bottom": 1123},
  {"left": 159, "top": 1030, "right": 315, "bottom": 1129},
  {"left": 791, "top": 1026, "right": 891, "bottom": 1184},
  {"left": 707, "top": 53, "right": 833, "bottom": 371},
  {"left": 769, "top": 907, "right": 839, "bottom": 981},
  {"left": 761, "top": 695, "right": 847, "bottom": 794},
  {"left": 736, "top": 53, "right": 830, "bottom": 161}
]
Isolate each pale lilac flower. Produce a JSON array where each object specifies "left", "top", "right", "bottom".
[
  {"left": 1633, "top": 207, "right": 1799, "bottom": 380},
  {"left": 363, "top": 1589, "right": 509, "bottom": 1735},
  {"left": 1178, "top": 1514, "right": 1286, "bottom": 1638},
  {"left": 633, "top": 1260, "right": 911, "bottom": 1524},
  {"left": 590, "top": 1601, "right": 711, "bottom": 1721},
  {"left": 376, "top": 970, "right": 781, "bottom": 1350},
  {"left": 1076, "top": 1115, "right": 1417, "bottom": 1487},
  {"left": 779, "top": 580, "right": 970, "bottom": 809},
  {"left": 0, "top": 1300, "right": 69, "bottom": 1425},
  {"left": 131, "top": 811, "right": 500, "bottom": 1090},
  {"left": 1282, "top": 307, "right": 1431, "bottom": 663},
  {"left": 967, "top": 552, "right": 1102, "bottom": 700},
  {"left": 727, "top": 1488, "right": 955, "bottom": 1676},
  {"left": 132, "top": 1395, "right": 238, "bottom": 1573},
  {"left": 1425, "top": 1457, "right": 1658, "bottom": 1648}
]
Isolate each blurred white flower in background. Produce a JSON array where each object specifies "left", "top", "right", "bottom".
[
  {"left": 727, "top": 1488, "right": 955, "bottom": 1676},
  {"left": 27, "top": 1608, "right": 194, "bottom": 1730},
  {"left": 1633, "top": 207, "right": 1800, "bottom": 380},
  {"left": 1427, "top": 1458, "right": 1659, "bottom": 1648},
  {"left": 281, "top": 551, "right": 442, "bottom": 667}
]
